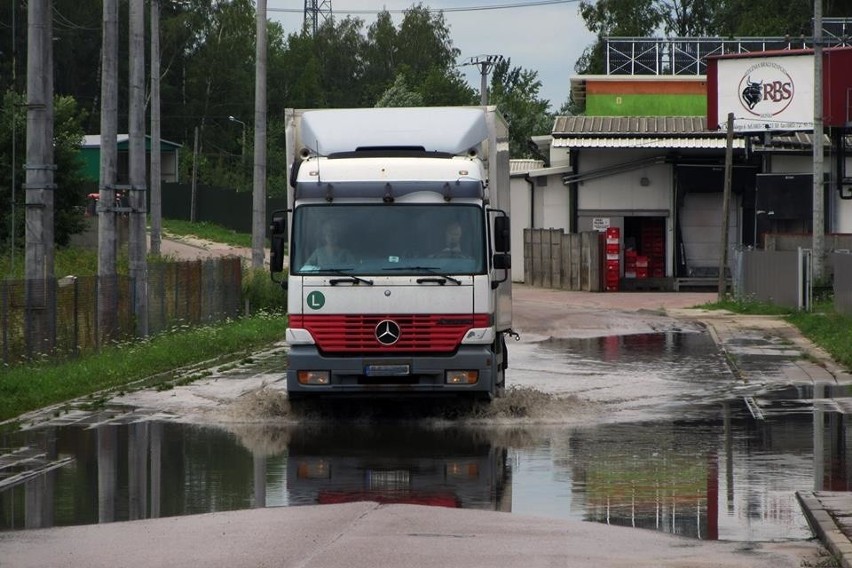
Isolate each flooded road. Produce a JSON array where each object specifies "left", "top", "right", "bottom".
[{"left": 2, "top": 328, "right": 845, "bottom": 545}]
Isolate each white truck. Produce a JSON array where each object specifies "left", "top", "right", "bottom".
[{"left": 269, "top": 106, "right": 513, "bottom": 401}]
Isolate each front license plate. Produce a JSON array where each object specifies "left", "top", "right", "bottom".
[
  {"left": 364, "top": 364, "right": 410, "bottom": 377},
  {"left": 368, "top": 469, "right": 411, "bottom": 491}
]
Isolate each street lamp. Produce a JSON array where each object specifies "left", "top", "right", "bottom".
[{"left": 228, "top": 115, "right": 246, "bottom": 163}]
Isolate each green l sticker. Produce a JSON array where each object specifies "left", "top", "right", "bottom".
[{"left": 307, "top": 291, "right": 326, "bottom": 310}]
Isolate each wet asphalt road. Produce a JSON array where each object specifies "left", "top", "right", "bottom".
[{"left": 0, "top": 286, "right": 841, "bottom": 567}]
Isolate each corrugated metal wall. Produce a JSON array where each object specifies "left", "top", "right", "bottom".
[
  {"left": 1, "top": 258, "right": 244, "bottom": 365},
  {"left": 834, "top": 253, "right": 852, "bottom": 315},
  {"left": 161, "top": 183, "right": 287, "bottom": 235},
  {"left": 733, "top": 249, "right": 808, "bottom": 309}
]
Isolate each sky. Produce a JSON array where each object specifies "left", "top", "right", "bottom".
[{"left": 265, "top": 0, "right": 597, "bottom": 111}]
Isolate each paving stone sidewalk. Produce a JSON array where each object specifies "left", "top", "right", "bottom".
[{"left": 677, "top": 305, "right": 852, "bottom": 568}]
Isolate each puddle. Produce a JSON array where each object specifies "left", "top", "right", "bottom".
[{"left": 0, "top": 330, "right": 843, "bottom": 543}]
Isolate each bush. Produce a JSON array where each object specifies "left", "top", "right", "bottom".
[{"left": 242, "top": 265, "right": 287, "bottom": 313}]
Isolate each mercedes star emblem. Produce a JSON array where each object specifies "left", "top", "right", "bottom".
[{"left": 375, "top": 320, "right": 401, "bottom": 346}]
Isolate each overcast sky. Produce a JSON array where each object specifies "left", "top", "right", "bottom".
[{"left": 266, "top": 0, "right": 597, "bottom": 111}]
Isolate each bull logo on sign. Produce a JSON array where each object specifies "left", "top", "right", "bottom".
[{"left": 741, "top": 77, "right": 762, "bottom": 110}]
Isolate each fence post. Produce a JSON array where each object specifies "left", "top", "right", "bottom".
[
  {"left": 798, "top": 247, "right": 812, "bottom": 311},
  {"left": 2, "top": 282, "right": 7, "bottom": 364}
]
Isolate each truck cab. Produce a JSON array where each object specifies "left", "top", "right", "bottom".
[{"left": 270, "top": 107, "right": 512, "bottom": 401}]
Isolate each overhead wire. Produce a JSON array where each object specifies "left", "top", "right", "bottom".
[{"left": 268, "top": 0, "right": 579, "bottom": 15}]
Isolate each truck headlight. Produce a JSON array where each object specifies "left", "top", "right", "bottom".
[
  {"left": 445, "top": 370, "right": 478, "bottom": 385},
  {"left": 461, "top": 327, "right": 495, "bottom": 344},
  {"left": 298, "top": 371, "right": 330, "bottom": 385}
]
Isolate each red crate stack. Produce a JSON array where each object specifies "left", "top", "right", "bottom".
[
  {"left": 635, "top": 255, "right": 649, "bottom": 279},
  {"left": 624, "top": 249, "right": 638, "bottom": 278},
  {"left": 640, "top": 221, "right": 665, "bottom": 279},
  {"left": 605, "top": 227, "right": 620, "bottom": 291}
]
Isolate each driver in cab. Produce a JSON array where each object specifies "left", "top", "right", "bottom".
[{"left": 305, "top": 223, "right": 355, "bottom": 266}]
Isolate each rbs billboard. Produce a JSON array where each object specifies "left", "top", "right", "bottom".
[
  {"left": 708, "top": 52, "right": 813, "bottom": 132},
  {"left": 708, "top": 47, "right": 852, "bottom": 132}
]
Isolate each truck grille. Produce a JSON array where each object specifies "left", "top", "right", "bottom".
[{"left": 290, "top": 314, "right": 490, "bottom": 353}]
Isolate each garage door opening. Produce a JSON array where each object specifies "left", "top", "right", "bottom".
[{"left": 623, "top": 217, "right": 666, "bottom": 280}]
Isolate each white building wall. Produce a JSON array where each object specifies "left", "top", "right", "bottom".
[
  {"left": 576, "top": 150, "right": 671, "bottom": 212},
  {"left": 539, "top": 178, "right": 570, "bottom": 229},
  {"left": 509, "top": 175, "right": 532, "bottom": 283}
]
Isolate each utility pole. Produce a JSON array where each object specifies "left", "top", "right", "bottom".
[
  {"left": 464, "top": 55, "right": 504, "bottom": 106},
  {"left": 129, "top": 0, "right": 148, "bottom": 336},
  {"left": 10, "top": 0, "right": 17, "bottom": 274},
  {"left": 718, "top": 112, "right": 735, "bottom": 301},
  {"left": 812, "top": 0, "right": 825, "bottom": 281},
  {"left": 98, "top": 0, "right": 119, "bottom": 341},
  {"left": 252, "top": 0, "right": 268, "bottom": 269},
  {"left": 150, "top": 0, "right": 162, "bottom": 256},
  {"left": 25, "top": 0, "right": 55, "bottom": 353}
]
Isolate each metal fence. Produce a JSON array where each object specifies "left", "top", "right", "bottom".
[
  {"left": 731, "top": 248, "right": 812, "bottom": 310},
  {"left": 605, "top": 20, "right": 852, "bottom": 75},
  {"left": 835, "top": 252, "right": 852, "bottom": 316},
  {"left": 1, "top": 257, "right": 243, "bottom": 365},
  {"left": 524, "top": 229, "right": 603, "bottom": 291}
]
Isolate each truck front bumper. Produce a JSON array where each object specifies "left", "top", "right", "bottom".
[{"left": 285, "top": 344, "right": 499, "bottom": 399}]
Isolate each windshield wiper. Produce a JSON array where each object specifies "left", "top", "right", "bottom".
[
  {"left": 314, "top": 267, "right": 374, "bottom": 286},
  {"left": 383, "top": 266, "right": 461, "bottom": 286}
]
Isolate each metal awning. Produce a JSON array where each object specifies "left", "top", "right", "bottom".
[{"left": 552, "top": 137, "right": 745, "bottom": 149}]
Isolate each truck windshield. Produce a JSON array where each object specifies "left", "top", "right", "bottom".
[{"left": 291, "top": 204, "right": 486, "bottom": 276}]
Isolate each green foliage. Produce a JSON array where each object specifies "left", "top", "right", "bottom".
[
  {"left": 787, "top": 309, "right": 852, "bottom": 372},
  {"left": 242, "top": 266, "right": 287, "bottom": 313},
  {"left": 577, "top": 0, "right": 664, "bottom": 75},
  {"left": 700, "top": 295, "right": 852, "bottom": 373},
  {"left": 713, "top": 0, "right": 811, "bottom": 37},
  {"left": 376, "top": 74, "right": 425, "bottom": 108},
  {"left": 699, "top": 296, "right": 794, "bottom": 315},
  {"left": 0, "top": 90, "right": 89, "bottom": 251},
  {"left": 573, "top": 0, "right": 838, "bottom": 76},
  {"left": 489, "top": 60, "right": 554, "bottom": 158},
  {"left": 162, "top": 219, "right": 252, "bottom": 248},
  {"left": 0, "top": 312, "right": 287, "bottom": 422}
]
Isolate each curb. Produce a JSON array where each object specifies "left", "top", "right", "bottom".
[{"left": 797, "top": 491, "right": 852, "bottom": 568}]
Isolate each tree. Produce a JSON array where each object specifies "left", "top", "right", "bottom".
[
  {"left": 416, "top": 67, "right": 476, "bottom": 107},
  {"left": 376, "top": 74, "right": 424, "bottom": 107},
  {"left": 575, "top": 0, "right": 852, "bottom": 77},
  {"left": 659, "top": 0, "right": 721, "bottom": 36},
  {"left": 362, "top": 6, "right": 471, "bottom": 107},
  {"left": 362, "top": 11, "right": 400, "bottom": 105},
  {"left": 394, "top": 5, "right": 460, "bottom": 85},
  {"left": 489, "top": 60, "right": 553, "bottom": 158},
  {"left": 0, "top": 91, "right": 88, "bottom": 249},
  {"left": 313, "top": 17, "right": 368, "bottom": 107},
  {"left": 712, "top": 0, "right": 811, "bottom": 36},
  {"left": 577, "top": 0, "right": 664, "bottom": 74}
]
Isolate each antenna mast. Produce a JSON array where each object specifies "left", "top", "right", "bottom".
[{"left": 303, "top": 0, "right": 333, "bottom": 36}]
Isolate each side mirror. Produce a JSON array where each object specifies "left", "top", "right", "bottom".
[
  {"left": 269, "top": 211, "right": 287, "bottom": 274},
  {"left": 493, "top": 252, "right": 511, "bottom": 270},
  {"left": 494, "top": 215, "right": 510, "bottom": 253}
]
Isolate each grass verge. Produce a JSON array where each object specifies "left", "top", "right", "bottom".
[
  {"left": 0, "top": 311, "right": 286, "bottom": 423},
  {"left": 787, "top": 308, "right": 852, "bottom": 371},
  {"left": 161, "top": 219, "right": 253, "bottom": 249},
  {"left": 701, "top": 298, "right": 852, "bottom": 371}
]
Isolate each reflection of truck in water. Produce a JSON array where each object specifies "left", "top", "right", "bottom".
[
  {"left": 286, "top": 425, "right": 511, "bottom": 511},
  {"left": 269, "top": 107, "right": 513, "bottom": 401}
]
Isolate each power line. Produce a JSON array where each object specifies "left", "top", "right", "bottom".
[{"left": 269, "top": 0, "right": 579, "bottom": 16}]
